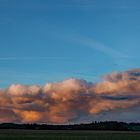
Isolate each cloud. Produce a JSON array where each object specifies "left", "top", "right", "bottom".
[
  {"left": 47, "top": 0, "right": 140, "bottom": 10},
  {"left": 0, "top": 57, "right": 70, "bottom": 61},
  {"left": 54, "top": 31, "right": 132, "bottom": 67},
  {"left": 76, "top": 36, "right": 135, "bottom": 68},
  {"left": 0, "top": 68, "right": 140, "bottom": 123},
  {"left": 78, "top": 37, "right": 127, "bottom": 58}
]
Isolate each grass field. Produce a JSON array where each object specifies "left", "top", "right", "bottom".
[{"left": 0, "top": 129, "right": 140, "bottom": 140}]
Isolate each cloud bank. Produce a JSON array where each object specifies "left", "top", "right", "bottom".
[{"left": 0, "top": 68, "right": 140, "bottom": 123}]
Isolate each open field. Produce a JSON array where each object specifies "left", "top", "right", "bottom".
[{"left": 0, "top": 130, "right": 140, "bottom": 140}]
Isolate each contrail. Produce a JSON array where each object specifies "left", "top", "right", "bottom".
[
  {"left": 73, "top": 34, "right": 135, "bottom": 67},
  {"left": 53, "top": 31, "right": 129, "bottom": 59},
  {"left": 79, "top": 37, "right": 128, "bottom": 58},
  {"left": 0, "top": 57, "right": 71, "bottom": 61}
]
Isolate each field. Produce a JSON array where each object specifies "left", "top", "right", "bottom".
[{"left": 0, "top": 129, "right": 140, "bottom": 140}]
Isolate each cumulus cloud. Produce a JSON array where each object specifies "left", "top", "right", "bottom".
[{"left": 0, "top": 69, "right": 140, "bottom": 123}]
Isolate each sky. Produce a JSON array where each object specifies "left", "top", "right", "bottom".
[
  {"left": 0, "top": 0, "right": 140, "bottom": 87},
  {"left": 0, "top": 0, "right": 140, "bottom": 123}
]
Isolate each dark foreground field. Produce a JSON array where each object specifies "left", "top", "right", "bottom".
[{"left": 0, "top": 129, "right": 140, "bottom": 140}]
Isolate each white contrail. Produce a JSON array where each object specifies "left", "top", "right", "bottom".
[
  {"left": 0, "top": 57, "right": 70, "bottom": 61},
  {"left": 78, "top": 37, "right": 128, "bottom": 58},
  {"left": 53, "top": 30, "right": 128, "bottom": 59}
]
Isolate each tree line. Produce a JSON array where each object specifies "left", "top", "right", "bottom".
[{"left": 0, "top": 121, "right": 140, "bottom": 131}]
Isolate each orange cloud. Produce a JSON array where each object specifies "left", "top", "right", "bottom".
[{"left": 0, "top": 69, "right": 140, "bottom": 123}]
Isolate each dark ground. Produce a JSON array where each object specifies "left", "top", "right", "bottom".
[{"left": 0, "top": 129, "right": 140, "bottom": 140}]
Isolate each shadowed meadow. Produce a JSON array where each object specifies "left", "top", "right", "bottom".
[{"left": 0, "top": 130, "right": 140, "bottom": 140}]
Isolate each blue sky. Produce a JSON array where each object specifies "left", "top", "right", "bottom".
[{"left": 0, "top": 0, "right": 140, "bottom": 87}]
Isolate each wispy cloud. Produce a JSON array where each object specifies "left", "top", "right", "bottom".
[
  {"left": 0, "top": 57, "right": 70, "bottom": 61},
  {"left": 78, "top": 36, "right": 128, "bottom": 59},
  {"left": 53, "top": 30, "right": 131, "bottom": 67},
  {"left": 52, "top": 30, "right": 128, "bottom": 59},
  {"left": 47, "top": 0, "right": 140, "bottom": 10},
  {"left": 78, "top": 35, "right": 139, "bottom": 68}
]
